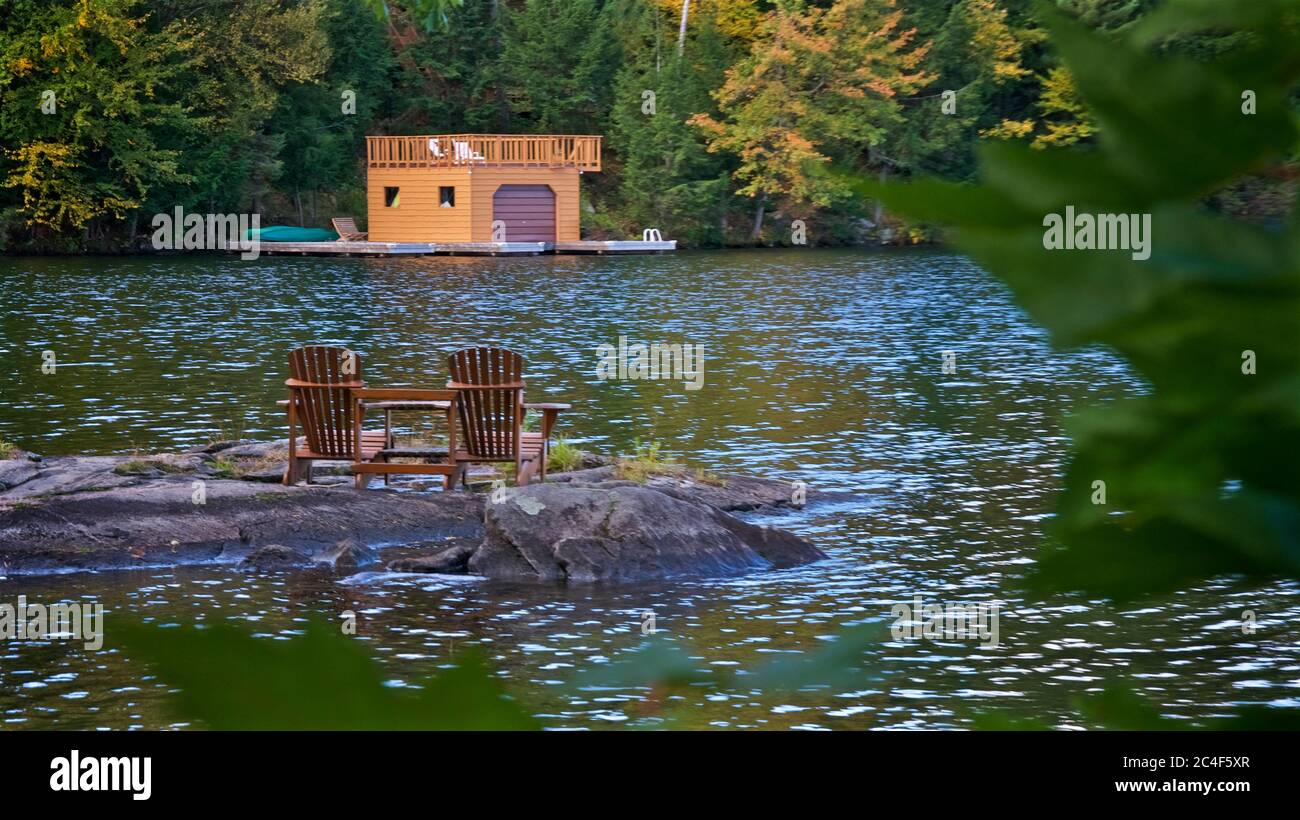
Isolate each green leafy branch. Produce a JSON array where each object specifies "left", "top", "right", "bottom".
[
  {"left": 847, "top": 0, "right": 1300, "bottom": 601},
  {"left": 118, "top": 619, "right": 538, "bottom": 730}
]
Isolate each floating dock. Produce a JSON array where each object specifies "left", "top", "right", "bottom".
[
  {"left": 553, "top": 240, "right": 676, "bottom": 254},
  {"left": 255, "top": 241, "right": 436, "bottom": 256},
  {"left": 250, "top": 239, "right": 676, "bottom": 257}
]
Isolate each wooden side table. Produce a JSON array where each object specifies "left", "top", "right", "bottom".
[{"left": 360, "top": 399, "right": 455, "bottom": 486}]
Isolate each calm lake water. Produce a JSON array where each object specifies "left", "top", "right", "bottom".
[{"left": 1, "top": 249, "right": 1296, "bottom": 729}]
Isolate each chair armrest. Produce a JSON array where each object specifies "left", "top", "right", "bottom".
[
  {"left": 524, "top": 403, "right": 570, "bottom": 441},
  {"left": 286, "top": 378, "right": 364, "bottom": 389}
]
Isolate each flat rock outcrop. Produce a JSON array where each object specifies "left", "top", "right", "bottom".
[
  {"left": 0, "top": 443, "right": 825, "bottom": 581},
  {"left": 0, "top": 457, "right": 40, "bottom": 491},
  {"left": 469, "top": 483, "right": 823, "bottom": 583},
  {"left": 0, "top": 474, "right": 483, "bottom": 573},
  {"left": 546, "top": 465, "right": 807, "bottom": 512}
]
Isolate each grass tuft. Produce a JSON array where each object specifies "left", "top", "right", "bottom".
[
  {"left": 208, "top": 456, "right": 238, "bottom": 478},
  {"left": 208, "top": 419, "right": 248, "bottom": 447},
  {"left": 114, "top": 458, "right": 195, "bottom": 476},
  {"left": 547, "top": 437, "right": 582, "bottom": 473},
  {"left": 614, "top": 438, "right": 675, "bottom": 483}
]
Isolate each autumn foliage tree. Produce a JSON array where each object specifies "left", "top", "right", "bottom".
[
  {"left": 689, "top": 0, "right": 931, "bottom": 239},
  {"left": 0, "top": 0, "right": 198, "bottom": 237},
  {"left": 981, "top": 0, "right": 1147, "bottom": 148}
]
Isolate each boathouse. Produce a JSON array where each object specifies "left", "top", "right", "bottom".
[{"left": 365, "top": 134, "right": 601, "bottom": 243}]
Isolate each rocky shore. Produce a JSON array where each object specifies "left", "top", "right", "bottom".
[{"left": 0, "top": 442, "right": 826, "bottom": 581}]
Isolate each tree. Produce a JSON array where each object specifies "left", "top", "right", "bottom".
[
  {"left": 154, "top": 0, "right": 331, "bottom": 214},
  {"left": 883, "top": 0, "right": 1041, "bottom": 188},
  {"left": 690, "top": 0, "right": 930, "bottom": 240},
  {"left": 611, "top": 4, "right": 736, "bottom": 244},
  {"left": 677, "top": 0, "right": 690, "bottom": 55},
  {"left": 498, "top": 0, "right": 620, "bottom": 135},
  {"left": 0, "top": 0, "right": 200, "bottom": 240},
  {"left": 362, "top": 0, "right": 464, "bottom": 31},
  {"left": 270, "top": 0, "right": 394, "bottom": 225},
  {"left": 981, "top": 0, "right": 1148, "bottom": 148},
  {"left": 380, "top": 0, "right": 508, "bottom": 133}
]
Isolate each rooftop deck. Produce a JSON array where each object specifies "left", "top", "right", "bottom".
[{"left": 367, "top": 134, "right": 602, "bottom": 171}]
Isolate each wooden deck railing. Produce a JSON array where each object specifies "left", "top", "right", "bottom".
[{"left": 366, "top": 135, "right": 602, "bottom": 171}]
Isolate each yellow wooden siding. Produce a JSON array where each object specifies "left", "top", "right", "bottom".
[
  {"left": 367, "top": 165, "right": 584, "bottom": 242},
  {"left": 366, "top": 168, "right": 473, "bottom": 242}
]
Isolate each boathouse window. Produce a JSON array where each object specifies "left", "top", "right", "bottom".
[
  {"left": 440, "top": 186, "right": 456, "bottom": 207},
  {"left": 384, "top": 186, "right": 400, "bottom": 207}
]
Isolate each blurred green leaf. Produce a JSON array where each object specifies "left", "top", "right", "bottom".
[
  {"left": 744, "top": 622, "right": 888, "bottom": 691},
  {"left": 1041, "top": 4, "right": 1297, "bottom": 197},
  {"left": 577, "top": 622, "right": 889, "bottom": 700},
  {"left": 1128, "top": 0, "right": 1300, "bottom": 48},
  {"left": 118, "top": 620, "right": 539, "bottom": 730},
  {"left": 1073, "top": 688, "right": 1185, "bottom": 730},
  {"left": 574, "top": 635, "right": 710, "bottom": 691},
  {"left": 857, "top": 0, "right": 1300, "bottom": 601},
  {"left": 838, "top": 172, "right": 1037, "bottom": 230}
]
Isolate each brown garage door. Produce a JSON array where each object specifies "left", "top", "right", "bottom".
[{"left": 492, "top": 184, "right": 555, "bottom": 242}]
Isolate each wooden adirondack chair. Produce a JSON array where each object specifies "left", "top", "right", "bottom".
[
  {"left": 446, "top": 347, "right": 570, "bottom": 487},
  {"left": 331, "top": 217, "right": 367, "bottom": 241},
  {"left": 282, "top": 345, "right": 458, "bottom": 489}
]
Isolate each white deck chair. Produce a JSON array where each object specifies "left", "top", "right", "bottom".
[
  {"left": 453, "top": 140, "right": 486, "bottom": 164},
  {"left": 428, "top": 138, "right": 446, "bottom": 163}
]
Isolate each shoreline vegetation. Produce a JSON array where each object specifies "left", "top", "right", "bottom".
[
  {"left": 3, "top": 0, "right": 1292, "bottom": 255},
  {"left": 0, "top": 241, "right": 940, "bottom": 259}
]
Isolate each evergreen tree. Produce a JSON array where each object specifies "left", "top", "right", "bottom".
[
  {"left": 981, "top": 0, "right": 1150, "bottom": 148},
  {"left": 610, "top": 3, "right": 737, "bottom": 244},
  {"left": 498, "top": 0, "right": 621, "bottom": 134},
  {"left": 269, "top": 0, "right": 395, "bottom": 225},
  {"left": 893, "top": 0, "right": 1040, "bottom": 179},
  {"left": 381, "top": 0, "right": 509, "bottom": 132}
]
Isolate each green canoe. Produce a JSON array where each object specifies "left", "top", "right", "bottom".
[{"left": 243, "top": 226, "right": 339, "bottom": 242}]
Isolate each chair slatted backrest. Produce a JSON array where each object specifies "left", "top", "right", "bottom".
[
  {"left": 332, "top": 217, "right": 361, "bottom": 238},
  {"left": 288, "top": 345, "right": 363, "bottom": 458},
  {"left": 448, "top": 347, "right": 524, "bottom": 460}
]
